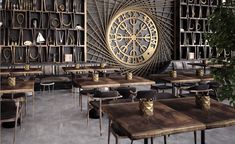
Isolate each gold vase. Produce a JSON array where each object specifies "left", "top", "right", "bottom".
[
  {"left": 8, "top": 77, "right": 16, "bottom": 86},
  {"left": 24, "top": 64, "right": 30, "bottom": 70},
  {"left": 93, "top": 74, "right": 99, "bottom": 82},
  {"left": 195, "top": 95, "right": 210, "bottom": 112},
  {"left": 170, "top": 70, "right": 177, "bottom": 78},
  {"left": 196, "top": 69, "right": 204, "bottom": 76},
  {"left": 75, "top": 64, "right": 80, "bottom": 69},
  {"left": 139, "top": 99, "right": 154, "bottom": 116},
  {"left": 100, "top": 62, "right": 106, "bottom": 68},
  {"left": 126, "top": 72, "right": 133, "bottom": 80}
]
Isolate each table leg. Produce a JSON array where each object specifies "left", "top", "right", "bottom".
[
  {"left": 201, "top": 130, "right": 205, "bottom": 144},
  {"left": 144, "top": 138, "right": 148, "bottom": 144}
]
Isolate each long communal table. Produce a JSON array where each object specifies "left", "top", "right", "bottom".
[{"left": 103, "top": 97, "right": 235, "bottom": 144}]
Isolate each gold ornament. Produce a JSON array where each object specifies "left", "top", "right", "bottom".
[
  {"left": 126, "top": 72, "right": 133, "bottom": 80},
  {"left": 196, "top": 69, "right": 204, "bottom": 76},
  {"left": 93, "top": 74, "right": 99, "bottom": 82},
  {"left": 195, "top": 95, "right": 210, "bottom": 112},
  {"left": 107, "top": 10, "right": 158, "bottom": 67},
  {"left": 139, "top": 99, "right": 154, "bottom": 116},
  {"left": 24, "top": 64, "right": 30, "bottom": 70},
  {"left": 170, "top": 70, "right": 177, "bottom": 78},
  {"left": 8, "top": 76, "right": 16, "bottom": 86}
]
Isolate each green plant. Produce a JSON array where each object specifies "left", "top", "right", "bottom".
[{"left": 206, "top": 0, "right": 235, "bottom": 106}]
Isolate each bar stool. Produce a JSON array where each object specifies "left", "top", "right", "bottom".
[{"left": 40, "top": 82, "right": 55, "bottom": 95}]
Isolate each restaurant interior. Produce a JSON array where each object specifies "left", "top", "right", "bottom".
[{"left": 1, "top": 0, "right": 235, "bottom": 144}]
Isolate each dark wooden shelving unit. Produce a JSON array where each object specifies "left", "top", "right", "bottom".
[{"left": 0, "top": 0, "right": 87, "bottom": 71}]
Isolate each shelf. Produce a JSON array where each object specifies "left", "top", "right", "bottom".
[{"left": 1, "top": 0, "right": 86, "bottom": 67}]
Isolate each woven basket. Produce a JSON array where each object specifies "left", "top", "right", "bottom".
[
  {"left": 93, "top": 74, "right": 99, "bottom": 82},
  {"left": 169, "top": 70, "right": 177, "bottom": 78},
  {"left": 126, "top": 72, "right": 133, "bottom": 80},
  {"left": 195, "top": 95, "right": 210, "bottom": 112}
]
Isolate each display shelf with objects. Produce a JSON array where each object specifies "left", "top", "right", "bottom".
[
  {"left": 0, "top": 0, "right": 87, "bottom": 75},
  {"left": 177, "top": 0, "right": 226, "bottom": 60}
]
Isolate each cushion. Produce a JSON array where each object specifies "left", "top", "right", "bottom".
[
  {"left": 1, "top": 100, "right": 16, "bottom": 120},
  {"left": 136, "top": 90, "right": 157, "bottom": 100}
]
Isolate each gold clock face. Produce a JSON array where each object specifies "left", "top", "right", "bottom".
[{"left": 107, "top": 10, "right": 159, "bottom": 66}]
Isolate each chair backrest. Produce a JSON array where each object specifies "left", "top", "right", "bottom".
[
  {"left": 136, "top": 90, "right": 157, "bottom": 100},
  {"left": 116, "top": 87, "right": 136, "bottom": 99},
  {"left": 1, "top": 100, "right": 17, "bottom": 120},
  {"left": 188, "top": 84, "right": 210, "bottom": 91},
  {"left": 93, "top": 90, "right": 119, "bottom": 98}
]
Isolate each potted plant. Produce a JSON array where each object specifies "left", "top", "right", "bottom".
[{"left": 206, "top": 0, "right": 235, "bottom": 106}]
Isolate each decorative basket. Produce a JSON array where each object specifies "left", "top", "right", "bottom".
[
  {"left": 100, "top": 62, "right": 106, "bottom": 68},
  {"left": 8, "top": 76, "right": 16, "bottom": 86},
  {"left": 169, "top": 70, "right": 177, "bottom": 78},
  {"left": 196, "top": 69, "right": 204, "bottom": 76},
  {"left": 75, "top": 64, "right": 80, "bottom": 69},
  {"left": 139, "top": 99, "right": 154, "bottom": 116},
  {"left": 93, "top": 73, "right": 99, "bottom": 82},
  {"left": 24, "top": 64, "right": 30, "bottom": 70},
  {"left": 195, "top": 95, "right": 210, "bottom": 112},
  {"left": 126, "top": 72, "right": 133, "bottom": 80}
]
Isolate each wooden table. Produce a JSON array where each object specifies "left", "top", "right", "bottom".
[
  {"left": 62, "top": 67, "right": 94, "bottom": 73},
  {"left": 0, "top": 80, "right": 35, "bottom": 105},
  {"left": 187, "top": 63, "right": 224, "bottom": 73},
  {"left": 110, "top": 76, "right": 155, "bottom": 87},
  {"left": 91, "top": 66, "right": 120, "bottom": 72},
  {"left": 182, "top": 73, "right": 214, "bottom": 81},
  {"left": 150, "top": 74, "right": 202, "bottom": 84},
  {"left": 103, "top": 101, "right": 205, "bottom": 144},
  {"left": 161, "top": 97, "right": 235, "bottom": 144},
  {"left": 74, "top": 77, "right": 120, "bottom": 89},
  {"left": 0, "top": 68, "right": 42, "bottom": 75}
]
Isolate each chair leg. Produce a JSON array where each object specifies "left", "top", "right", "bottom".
[
  {"left": 87, "top": 97, "right": 90, "bottom": 126},
  {"left": 108, "top": 120, "right": 111, "bottom": 144},
  {"left": 99, "top": 100, "right": 102, "bottom": 136},
  {"left": 194, "top": 131, "right": 197, "bottom": 144},
  {"left": 14, "top": 117, "right": 18, "bottom": 144},
  {"left": 164, "top": 135, "right": 167, "bottom": 144},
  {"left": 115, "top": 136, "right": 119, "bottom": 144},
  {"left": 130, "top": 140, "right": 133, "bottom": 144},
  {"left": 151, "top": 137, "right": 153, "bottom": 144}
]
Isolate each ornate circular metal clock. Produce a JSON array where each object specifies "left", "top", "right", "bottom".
[{"left": 107, "top": 10, "right": 159, "bottom": 66}]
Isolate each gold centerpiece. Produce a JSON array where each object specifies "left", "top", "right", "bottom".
[
  {"left": 24, "top": 64, "right": 30, "bottom": 70},
  {"left": 8, "top": 76, "right": 16, "bottom": 86},
  {"left": 126, "top": 72, "right": 133, "bottom": 80},
  {"left": 195, "top": 95, "right": 210, "bottom": 112},
  {"left": 196, "top": 69, "right": 204, "bottom": 76},
  {"left": 139, "top": 99, "right": 154, "bottom": 116},
  {"left": 75, "top": 64, "right": 80, "bottom": 69},
  {"left": 100, "top": 62, "right": 106, "bottom": 68},
  {"left": 93, "top": 73, "right": 99, "bottom": 82},
  {"left": 169, "top": 70, "right": 177, "bottom": 78},
  {"left": 202, "top": 59, "right": 208, "bottom": 65}
]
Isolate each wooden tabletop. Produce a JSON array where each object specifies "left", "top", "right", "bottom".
[
  {"left": 181, "top": 73, "right": 214, "bottom": 81},
  {"left": 187, "top": 63, "right": 224, "bottom": 68},
  {"left": 74, "top": 77, "right": 120, "bottom": 89},
  {"left": 103, "top": 101, "right": 205, "bottom": 140},
  {"left": 110, "top": 76, "right": 155, "bottom": 86},
  {"left": 160, "top": 97, "right": 235, "bottom": 129},
  {"left": 0, "top": 68, "right": 42, "bottom": 75},
  {"left": 150, "top": 74, "right": 201, "bottom": 83},
  {"left": 91, "top": 66, "right": 120, "bottom": 72},
  {"left": 62, "top": 67, "right": 94, "bottom": 73},
  {"left": 0, "top": 80, "right": 35, "bottom": 94}
]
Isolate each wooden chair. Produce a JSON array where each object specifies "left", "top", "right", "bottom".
[
  {"left": 1, "top": 93, "right": 27, "bottom": 115},
  {"left": 0, "top": 99, "right": 22, "bottom": 144},
  {"left": 87, "top": 90, "right": 122, "bottom": 136}
]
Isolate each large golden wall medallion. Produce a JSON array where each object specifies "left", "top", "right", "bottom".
[{"left": 107, "top": 10, "right": 159, "bottom": 66}]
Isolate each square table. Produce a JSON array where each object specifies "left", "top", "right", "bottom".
[
  {"left": 110, "top": 76, "right": 155, "bottom": 87},
  {"left": 181, "top": 73, "right": 214, "bottom": 81},
  {"left": 62, "top": 67, "right": 94, "bottom": 73},
  {"left": 161, "top": 97, "right": 235, "bottom": 144},
  {"left": 0, "top": 80, "right": 35, "bottom": 106},
  {"left": 103, "top": 101, "right": 205, "bottom": 144},
  {"left": 0, "top": 68, "right": 42, "bottom": 76}
]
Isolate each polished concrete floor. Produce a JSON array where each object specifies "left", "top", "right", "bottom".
[{"left": 1, "top": 88, "right": 235, "bottom": 144}]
